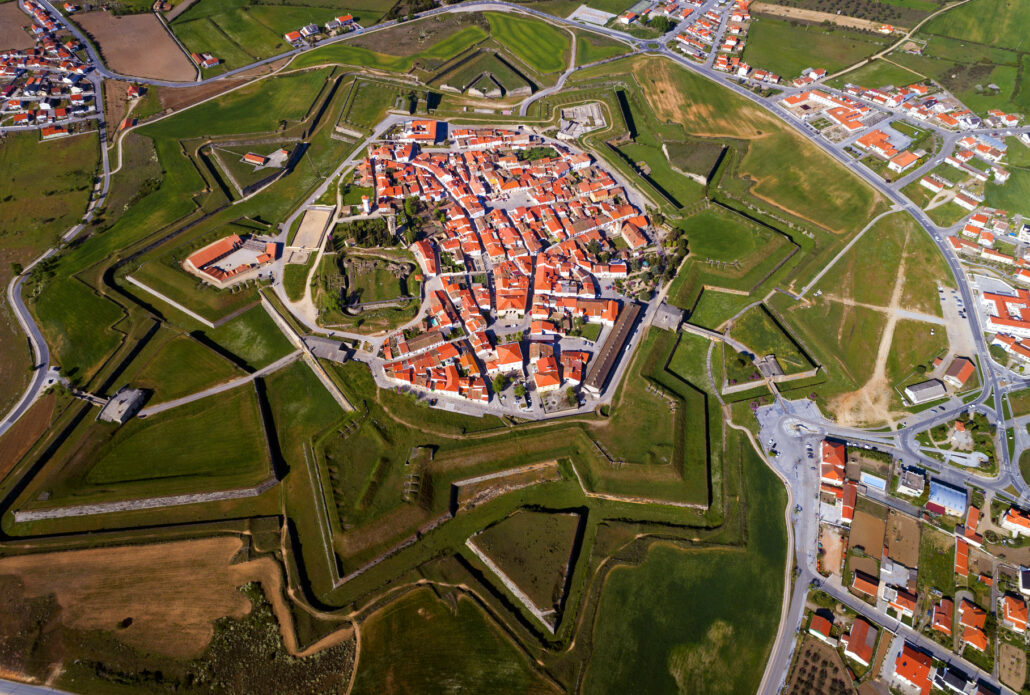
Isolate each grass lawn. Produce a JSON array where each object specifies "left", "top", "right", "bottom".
[
  {"left": 986, "top": 167, "right": 1030, "bottom": 217},
  {"left": 744, "top": 16, "right": 888, "bottom": 79},
  {"left": 351, "top": 587, "right": 558, "bottom": 695},
  {"left": 926, "top": 200, "right": 970, "bottom": 227},
  {"left": 264, "top": 358, "right": 345, "bottom": 462},
  {"left": 583, "top": 439, "right": 786, "bottom": 695},
  {"left": 597, "top": 56, "right": 885, "bottom": 232},
  {"left": 828, "top": 58, "right": 923, "bottom": 89},
  {"left": 1005, "top": 138, "right": 1030, "bottom": 167},
  {"left": 729, "top": 304, "right": 813, "bottom": 374},
  {"left": 130, "top": 333, "right": 244, "bottom": 403},
  {"left": 152, "top": 68, "right": 333, "bottom": 139},
  {"left": 1008, "top": 388, "right": 1030, "bottom": 417},
  {"left": 678, "top": 209, "right": 760, "bottom": 262},
  {"left": 688, "top": 291, "right": 753, "bottom": 331},
  {"left": 283, "top": 257, "right": 315, "bottom": 302},
  {"left": 768, "top": 293, "right": 884, "bottom": 402},
  {"left": 32, "top": 276, "right": 124, "bottom": 386},
  {"left": 200, "top": 305, "right": 294, "bottom": 370},
  {"left": 814, "top": 211, "right": 951, "bottom": 315},
  {"left": 921, "top": 0, "right": 1030, "bottom": 52},
  {"left": 575, "top": 31, "right": 630, "bottom": 65},
  {"left": 85, "top": 384, "right": 269, "bottom": 485},
  {"left": 885, "top": 319, "right": 948, "bottom": 386},
  {"left": 917, "top": 525, "right": 956, "bottom": 596},
  {"left": 0, "top": 130, "right": 99, "bottom": 410},
  {"left": 1020, "top": 449, "right": 1030, "bottom": 487},
  {"left": 485, "top": 13, "right": 569, "bottom": 74},
  {"left": 615, "top": 141, "right": 706, "bottom": 207},
  {"left": 593, "top": 329, "right": 680, "bottom": 465}
]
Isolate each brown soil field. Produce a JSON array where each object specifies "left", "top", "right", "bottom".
[
  {"left": 0, "top": 5, "right": 35, "bottom": 50},
  {"left": 850, "top": 554, "right": 879, "bottom": 579},
  {"left": 752, "top": 3, "right": 904, "bottom": 33},
  {"left": 103, "top": 79, "right": 133, "bottom": 131},
  {"left": 75, "top": 11, "right": 195, "bottom": 82},
  {"left": 0, "top": 536, "right": 290, "bottom": 659},
  {"left": 969, "top": 547, "right": 993, "bottom": 578},
  {"left": 885, "top": 511, "right": 920, "bottom": 568},
  {"left": 819, "top": 523, "right": 845, "bottom": 577},
  {"left": 0, "top": 395, "right": 55, "bottom": 481},
  {"left": 850, "top": 510, "right": 886, "bottom": 555},
  {"left": 158, "top": 78, "right": 245, "bottom": 111},
  {"left": 999, "top": 642, "right": 1026, "bottom": 691},
  {"left": 785, "top": 635, "right": 852, "bottom": 695}
]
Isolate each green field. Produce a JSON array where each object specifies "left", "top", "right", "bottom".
[
  {"left": 730, "top": 305, "right": 813, "bottom": 374},
  {"left": 886, "top": 319, "right": 948, "bottom": 386},
  {"left": 172, "top": 0, "right": 389, "bottom": 70},
  {"left": 917, "top": 525, "right": 955, "bottom": 596},
  {"left": 32, "top": 276, "right": 125, "bottom": 386},
  {"left": 351, "top": 588, "right": 558, "bottom": 695},
  {"left": 688, "top": 291, "right": 754, "bottom": 331},
  {"left": 85, "top": 385, "right": 269, "bottom": 485},
  {"left": 130, "top": 333, "right": 244, "bottom": 403},
  {"left": 485, "top": 13, "right": 570, "bottom": 74},
  {"left": 575, "top": 32, "right": 631, "bottom": 65},
  {"left": 678, "top": 209, "right": 761, "bottom": 262},
  {"left": 921, "top": 0, "right": 1030, "bottom": 52},
  {"left": 595, "top": 56, "right": 887, "bottom": 233},
  {"left": 828, "top": 57, "right": 923, "bottom": 89},
  {"left": 475, "top": 509, "right": 582, "bottom": 611},
  {"left": 0, "top": 131, "right": 99, "bottom": 410},
  {"left": 986, "top": 167, "right": 1030, "bottom": 216},
  {"left": 200, "top": 305, "right": 294, "bottom": 370},
  {"left": 744, "top": 16, "right": 888, "bottom": 78},
  {"left": 433, "top": 51, "right": 531, "bottom": 93},
  {"left": 584, "top": 441, "right": 786, "bottom": 695}
]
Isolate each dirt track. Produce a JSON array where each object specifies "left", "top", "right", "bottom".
[
  {"left": 751, "top": 3, "right": 905, "bottom": 33},
  {"left": 76, "top": 11, "right": 195, "bottom": 81}
]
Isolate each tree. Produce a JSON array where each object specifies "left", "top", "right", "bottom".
[
  {"left": 514, "top": 384, "right": 526, "bottom": 398},
  {"left": 492, "top": 374, "right": 510, "bottom": 393},
  {"left": 650, "top": 15, "right": 673, "bottom": 32},
  {"left": 565, "top": 387, "right": 577, "bottom": 407}
]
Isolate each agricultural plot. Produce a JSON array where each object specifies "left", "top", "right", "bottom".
[
  {"left": 75, "top": 11, "right": 196, "bottom": 81},
  {"left": 744, "top": 15, "right": 889, "bottom": 79},
  {"left": 827, "top": 57, "right": 922, "bottom": 90}
]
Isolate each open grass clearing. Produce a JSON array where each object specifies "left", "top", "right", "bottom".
[
  {"left": 84, "top": 383, "right": 269, "bottom": 486},
  {"left": 729, "top": 304, "right": 813, "bottom": 374},
  {"left": 128, "top": 332, "right": 245, "bottom": 403},
  {"left": 351, "top": 587, "right": 559, "bottom": 695},
  {"left": 475, "top": 509, "right": 583, "bottom": 613},
  {"left": 200, "top": 304, "right": 295, "bottom": 370},
  {"left": 583, "top": 438, "right": 786, "bottom": 695},
  {"left": 744, "top": 15, "right": 888, "bottom": 79}
]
